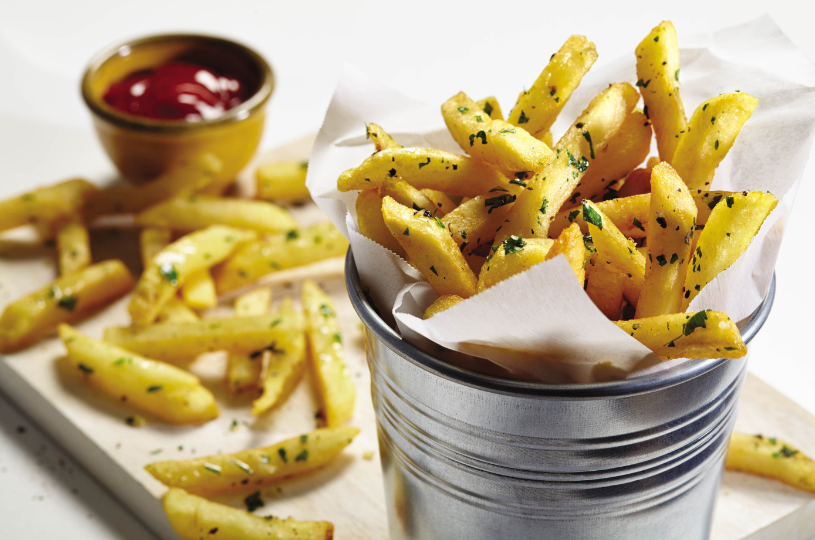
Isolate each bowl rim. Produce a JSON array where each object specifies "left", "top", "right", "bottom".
[{"left": 81, "top": 32, "right": 274, "bottom": 134}]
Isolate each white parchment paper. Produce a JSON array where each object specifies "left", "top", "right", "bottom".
[{"left": 309, "top": 16, "right": 815, "bottom": 383}]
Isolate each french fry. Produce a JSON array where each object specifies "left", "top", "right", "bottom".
[
  {"left": 726, "top": 432, "right": 815, "bottom": 494},
  {"left": 476, "top": 96, "right": 504, "bottom": 121},
  {"left": 635, "top": 163, "right": 697, "bottom": 317},
  {"left": 366, "top": 122, "right": 401, "bottom": 151},
  {"left": 104, "top": 312, "right": 302, "bottom": 363},
  {"left": 255, "top": 161, "right": 310, "bottom": 201},
  {"left": 671, "top": 92, "right": 759, "bottom": 189},
  {"left": 227, "top": 288, "right": 273, "bottom": 395},
  {"left": 302, "top": 280, "right": 356, "bottom": 427},
  {"left": 442, "top": 91, "right": 555, "bottom": 176},
  {"left": 135, "top": 196, "right": 297, "bottom": 234},
  {"left": 508, "top": 35, "right": 598, "bottom": 139},
  {"left": 234, "top": 287, "right": 272, "bottom": 317},
  {"left": 252, "top": 298, "right": 306, "bottom": 416},
  {"left": 337, "top": 147, "right": 512, "bottom": 197},
  {"left": 129, "top": 225, "right": 257, "bottom": 325},
  {"left": 58, "top": 325, "right": 218, "bottom": 425},
  {"left": 550, "top": 193, "right": 651, "bottom": 239},
  {"left": 635, "top": 21, "right": 687, "bottom": 161},
  {"left": 586, "top": 265, "right": 626, "bottom": 320},
  {"left": 356, "top": 190, "right": 406, "bottom": 257},
  {"left": 213, "top": 222, "right": 349, "bottom": 293},
  {"left": 442, "top": 194, "right": 517, "bottom": 254},
  {"left": 147, "top": 427, "right": 358, "bottom": 493},
  {"left": 616, "top": 310, "right": 746, "bottom": 360},
  {"left": 682, "top": 191, "right": 777, "bottom": 309},
  {"left": 156, "top": 298, "right": 200, "bottom": 324},
  {"left": 477, "top": 237, "right": 554, "bottom": 292},
  {"left": 422, "top": 295, "right": 464, "bottom": 319},
  {"left": 420, "top": 189, "right": 456, "bottom": 216},
  {"left": 163, "top": 488, "right": 334, "bottom": 540},
  {"left": 0, "top": 178, "right": 97, "bottom": 235},
  {"left": 583, "top": 200, "right": 646, "bottom": 305},
  {"left": 0, "top": 260, "right": 134, "bottom": 353},
  {"left": 497, "top": 83, "right": 640, "bottom": 242},
  {"left": 381, "top": 196, "right": 477, "bottom": 298},
  {"left": 180, "top": 269, "right": 217, "bottom": 310},
  {"left": 139, "top": 228, "right": 172, "bottom": 267},
  {"left": 617, "top": 156, "right": 661, "bottom": 198},
  {"left": 85, "top": 153, "right": 222, "bottom": 218},
  {"left": 544, "top": 223, "right": 586, "bottom": 285},
  {"left": 56, "top": 219, "right": 91, "bottom": 275},
  {"left": 380, "top": 179, "right": 446, "bottom": 217}
]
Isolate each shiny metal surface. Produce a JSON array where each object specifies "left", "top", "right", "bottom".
[{"left": 346, "top": 251, "right": 775, "bottom": 540}]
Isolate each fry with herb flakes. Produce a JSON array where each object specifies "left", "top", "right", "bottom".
[
  {"left": 129, "top": 225, "right": 256, "bottom": 325},
  {"left": 255, "top": 161, "right": 311, "bottom": 201},
  {"left": 551, "top": 193, "right": 651, "bottom": 239},
  {"left": 136, "top": 196, "right": 296, "bottom": 234},
  {"left": 366, "top": 122, "right": 401, "bottom": 151},
  {"left": 56, "top": 218, "right": 91, "bottom": 275},
  {"left": 616, "top": 310, "right": 746, "bottom": 360},
  {"left": 422, "top": 295, "right": 464, "bottom": 319},
  {"left": 139, "top": 228, "right": 172, "bottom": 267},
  {"left": 163, "top": 488, "right": 334, "bottom": 540},
  {"left": 381, "top": 196, "right": 478, "bottom": 298},
  {"left": 635, "top": 163, "right": 697, "bottom": 318},
  {"left": 476, "top": 96, "right": 504, "bottom": 121},
  {"left": 544, "top": 223, "right": 586, "bottom": 286},
  {"left": 726, "top": 432, "right": 815, "bottom": 494},
  {"left": 442, "top": 92, "right": 555, "bottom": 176},
  {"left": 59, "top": 325, "right": 218, "bottom": 424},
  {"left": 156, "top": 298, "right": 199, "bottom": 324},
  {"left": 337, "top": 147, "right": 512, "bottom": 197},
  {"left": 682, "top": 190, "right": 777, "bottom": 310},
  {"left": 227, "top": 288, "right": 273, "bottom": 396},
  {"left": 671, "top": 92, "right": 759, "bottom": 189},
  {"left": 508, "top": 35, "right": 598, "bottom": 139},
  {"left": 213, "top": 222, "right": 349, "bottom": 293},
  {"left": 180, "top": 269, "right": 217, "bottom": 310},
  {"left": 586, "top": 265, "right": 626, "bottom": 320},
  {"left": 356, "top": 190, "right": 407, "bottom": 257},
  {"left": 380, "top": 179, "right": 446, "bottom": 217},
  {"left": 0, "top": 178, "right": 97, "bottom": 235},
  {"left": 148, "top": 426, "right": 358, "bottom": 493},
  {"left": 635, "top": 20, "right": 687, "bottom": 161},
  {"left": 0, "top": 260, "right": 134, "bottom": 353},
  {"left": 442, "top": 193, "right": 517, "bottom": 256},
  {"left": 303, "top": 280, "right": 356, "bottom": 427},
  {"left": 477, "top": 237, "right": 554, "bottom": 292}
]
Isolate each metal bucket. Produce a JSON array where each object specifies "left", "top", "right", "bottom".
[{"left": 345, "top": 250, "right": 775, "bottom": 540}]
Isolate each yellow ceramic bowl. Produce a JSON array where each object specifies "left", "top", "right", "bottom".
[{"left": 81, "top": 33, "right": 274, "bottom": 191}]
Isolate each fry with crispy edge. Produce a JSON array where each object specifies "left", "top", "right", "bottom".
[
  {"left": 671, "top": 93, "right": 758, "bottom": 189},
  {"left": 616, "top": 310, "right": 746, "bottom": 360},
  {"left": 423, "top": 295, "right": 464, "bottom": 319},
  {"left": 0, "top": 178, "right": 97, "bottom": 235},
  {"left": 583, "top": 200, "right": 646, "bottom": 305},
  {"left": 139, "top": 228, "right": 172, "bottom": 267},
  {"left": 180, "top": 269, "right": 217, "bottom": 310},
  {"left": 255, "top": 160, "right": 311, "bottom": 201},
  {"left": 303, "top": 280, "right": 356, "bottom": 427},
  {"left": 442, "top": 92, "right": 555, "bottom": 175},
  {"left": 213, "top": 222, "right": 349, "bottom": 293},
  {"left": 380, "top": 179, "right": 447, "bottom": 217},
  {"left": 136, "top": 196, "right": 296, "bottom": 234},
  {"left": 227, "top": 287, "right": 273, "bottom": 395},
  {"left": 544, "top": 223, "right": 586, "bottom": 286},
  {"left": 129, "top": 225, "right": 256, "bottom": 325},
  {"left": 636, "top": 163, "right": 697, "bottom": 317},
  {"left": 367, "top": 122, "right": 401, "bottom": 151},
  {"left": 337, "top": 147, "right": 512, "bottom": 197},
  {"left": 616, "top": 156, "right": 660, "bottom": 198},
  {"left": 508, "top": 35, "right": 598, "bottom": 139},
  {"left": 586, "top": 265, "right": 625, "bottom": 320},
  {"left": 442, "top": 193, "right": 517, "bottom": 255},
  {"left": 726, "top": 432, "right": 815, "bottom": 494},
  {"left": 682, "top": 190, "right": 777, "bottom": 310},
  {"left": 0, "top": 260, "right": 134, "bottom": 353},
  {"left": 382, "top": 196, "right": 477, "bottom": 297},
  {"left": 163, "top": 488, "right": 334, "bottom": 540},
  {"left": 104, "top": 312, "right": 302, "bottom": 363},
  {"left": 56, "top": 219, "right": 91, "bottom": 275},
  {"left": 497, "top": 83, "right": 640, "bottom": 243},
  {"left": 477, "top": 237, "right": 554, "bottom": 292},
  {"left": 356, "top": 190, "right": 406, "bottom": 257},
  {"left": 59, "top": 325, "right": 218, "bottom": 424},
  {"left": 476, "top": 96, "right": 504, "bottom": 121},
  {"left": 636, "top": 21, "right": 687, "bottom": 161}
]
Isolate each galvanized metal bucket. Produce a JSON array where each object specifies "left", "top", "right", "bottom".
[{"left": 345, "top": 250, "right": 775, "bottom": 540}]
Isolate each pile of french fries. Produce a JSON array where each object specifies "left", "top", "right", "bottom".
[{"left": 0, "top": 148, "right": 353, "bottom": 537}]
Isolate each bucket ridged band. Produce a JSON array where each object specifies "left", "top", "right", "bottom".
[{"left": 345, "top": 250, "right": 774, "bottom": 540}]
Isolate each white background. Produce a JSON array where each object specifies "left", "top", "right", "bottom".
[{"left": 2, "top": 1, "right": 815, "bottom": 538}]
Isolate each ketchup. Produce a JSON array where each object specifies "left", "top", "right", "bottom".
[{"left": 103, "top": 62, "right": 247, "bottom": 121}]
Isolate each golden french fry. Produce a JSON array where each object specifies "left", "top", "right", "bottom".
[
  {"left": 156, "top": 298, "right": 200, "bottom": 324},
  {"left": 442, "top": 92, "right": 555, "bottom": 175},
  {"left": 180, "top": 269, "right": 217, "bottom": 310},
  {"left": 356, "top": 190, "right": 406, "bottom": 257},
  {"left": 86, "top": 154, "right": 222, "bottom": 218},
  {"left": 550, "top": 193, "right": 651, "bottom": 239},
  {"left": 163, "top": 488, "right": 334, "bottom": 540},
  {"left": 139, "top": 228, "right": 172, "bottom": 268},
  {"left": 129, "top": 225, "right": 256, "bottom": 325},
  {"left": 544, "top": 223, "right": 586, "bottom": 285},
  {"left": 382, "top": 196, "right": 477, "bottom": 298},
  {"left": 672, "top": 93, "right": 759, "bottom": 189},
  {"left": 636, "top": 163, "right": 697, "bottom": 317},
  {"left": 367, "top": 122, "right": 401, "bottom": 151},
  {"left": 583, "top": 200, "right": 646, "bottom": 305},
  {"left": 59, "top": 325, "right": 218, "bottom": 425},
  {"left": 726, "top": 432, "right": 815, "bottom": 494},
  {"left": 422, "top": 295, "right": 465, "bottom": 319},
  {"left": 234, "top": 288, "right": 272, "bottom": 317},
  {"left": 0, "top": 260, "right": 134, "bottom": 353},
  {"left": 636, "top": 20, "right": 687, "bottom": 161},
  {"left": 337, "top": 147, "right": 511, "bottom": 197},
  {"left": 0, "top": 178, "right": 97, "bottom": 235},
  {"left": 302, "top": 280, "right": 356, "bottom": 427},
  {"left": 104, "top": 312, "right": 302, "bottom": 363},
  {"left": 255, "top": 161, "right": 310, "bottom": 201},
  {"left": 420, "top": 189, "right": 456, "bottom": 216},
  {"left": 616, "top": 310, "right": 746, "bottom": 360},
  {"left": 56, "top": 219, "right": 91, "bottom": 275},
  {"left": 508, "top": 35, "right": 598, "bottom": 139},
  {"left": 213, "top": 222, "right": 349, "bottom": 293},
  {"left": 682, "top": 191, "right": 777, "bottom": 309},
  {"left": 442, "top": 193, "right": 517, "bottom": 255},
  {"left": 380, "top": 179, "right": 445, "bottom": 216},
  {"left": 477, "top": 237, "right": 554, "bottom": 292},
  {"left": 227, "top": 288, "right": 273, "bottom": 395},
  {"left": 586, "top": 265, "right": 625, "bottom": 320},
  {"left": 136, "top": 196, "right": 296, "bottom": 234},
  {"left": 476, "top": 96, "right": 504, "bottom": 121}
]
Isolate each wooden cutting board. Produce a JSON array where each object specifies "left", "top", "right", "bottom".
[{"left": 0, "top": 136, "right": 813, "bottom": 540}]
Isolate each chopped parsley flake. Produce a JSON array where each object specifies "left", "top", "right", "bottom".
[
  {"left": 147, "top": 385, "right": 163, "bottom": 393},
  {"left": 434, "top": 216, "right": 446, "bottom": 228},
  {"left": 469, "top": 130, "right": 487, "bottom": 146},
  {"left": 458, "top": 106, "right": 469, "bottom": 113},
  {"left": 278, "top": 448, "right": 288, "bottom": 463},
  {"left": 582, "top": 201, "right": 603, "bottom": 230},
  {"left": 484, "top": 194, "right": 516, "bottom": 214},
  {"left": 159, "top": 263, "right": 179, "bottom": 286},
  {"left": 286, "top": 230, "right": 299, "bottom": 241},
  {"left": 77, "top": 363, "right": 94, "bottom": 375},
  {"left": 295, "top": 450, "right": 309, "bottom": 462},
  {"left": 244, "top": 491, "right": 264, "bottom": 512},
  {"left": 582, "top": 131, "right": 595, "bottom": 159},
  {"left": 429, "top": 266, "right": 438, "bottom": 276},
  {"left": 633, "top": 218, "right": 645, "bottom": 231},
  {"left": 501, "top": 235, "right": 527, "bottom": 255},
  {"left": 518, "top": 110, "right": 529, "bottom": 124},
  {"left": 483, "top": 102, "right": 493, "bottom": 116}
]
